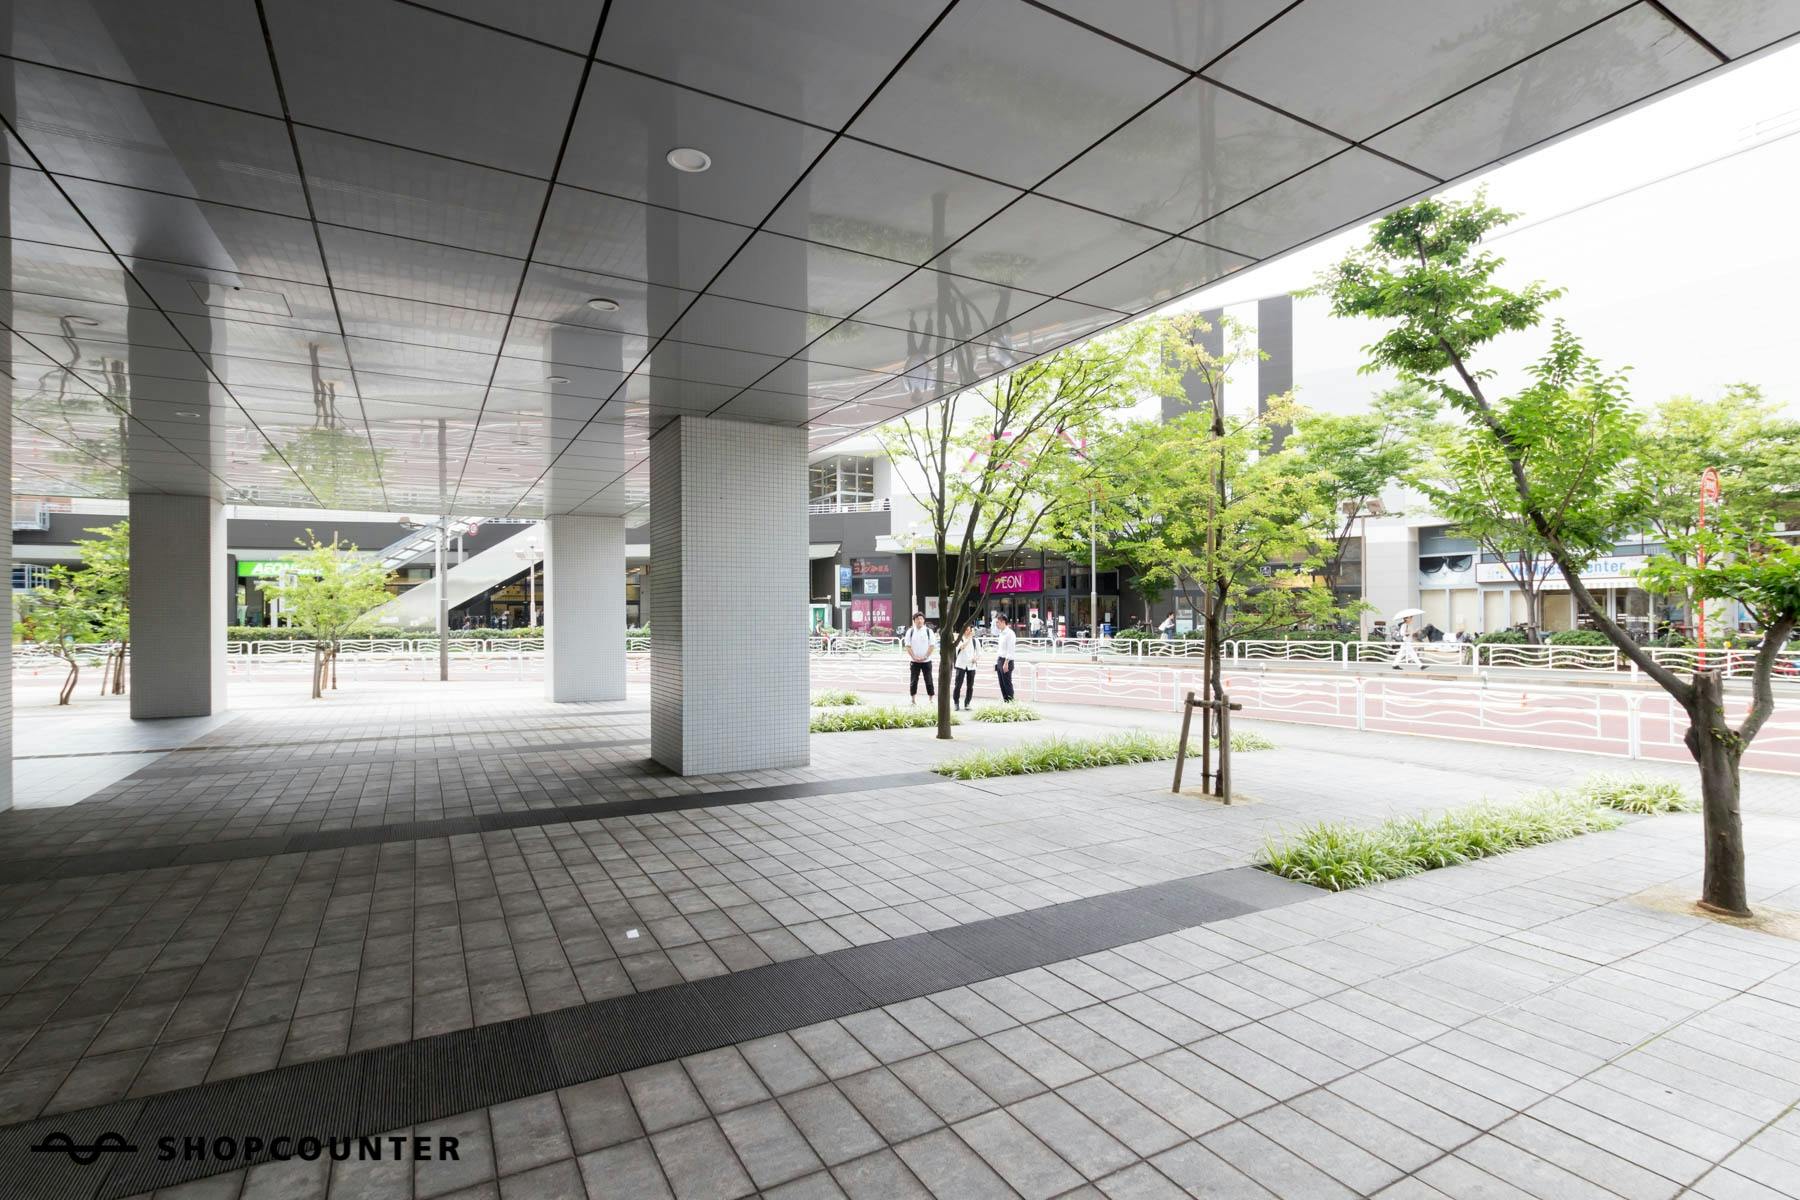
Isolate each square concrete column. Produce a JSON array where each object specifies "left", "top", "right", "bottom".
[
  {"left": 544, "top": 515, "right": 626, "bottom": 702},
  {"left": 649, "top": 417, "right": 808, "bottom": 775},
  {"left": 129, "top": 493, "right": 227, "bottom": 719}
]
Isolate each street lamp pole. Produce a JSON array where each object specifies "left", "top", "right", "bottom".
[{"left": 436, "top": 417, "right": 449, "bottom": 683}]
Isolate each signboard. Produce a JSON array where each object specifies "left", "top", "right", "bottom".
[
  {"left": 849, "top": 557, "right": 891, "bottom": 576},
  {"left": 849, "top": 598, "right": 893, "bottom": 629},
  {"left": 1473, "top": 555, "right": 1647, "bottom": 588},
  {"left": 863, "top": 578, "right": 880, "bottom": 595},
  {"left": 236, "top": 560, "right": 289, "bottom": 579},
  {"left": 837, "top": 565, "right": 852, "bottom": 604},
  {"left": 978, "top": 568, "right": 1044, "bottom": 595},
  {"left": 924, "top": 596, "right": 940, "bottom": 620}
]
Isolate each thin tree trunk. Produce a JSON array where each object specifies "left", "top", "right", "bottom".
[
  {"left": 98, "top": 649, "right": 111, "bottom": 697},
  {"left": 311, "top": 645, "right": 324, "bottom": 700},
  {"left": 60, "top": 658, "right": 79, "bottom": 705},
  {"left": 114, "top": 641, "right": 128, "bottom": 694},
  {"left": 330, "top": 644, "right": 339, "bottom": 691},
  {"left": 1686, "top": 670, "right": 1750, "bottom": 916},
  {"left": 937, "top": 641, "right": 955, "bottom": 738}
]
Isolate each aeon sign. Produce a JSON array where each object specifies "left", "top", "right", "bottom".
[{"left": 979, "top": 569, "right": 1044, "bottom": 595}]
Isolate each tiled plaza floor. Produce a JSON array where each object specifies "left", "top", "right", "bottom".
[{"left": 2, "top": 678, "right": 1798, "bottom": 1198}]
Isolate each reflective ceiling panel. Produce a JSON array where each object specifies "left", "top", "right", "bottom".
[
  {"left": 1205, "top": 0, "right": 1629, "bottom": 142},
  {"left": 1039, "top": 78, "right": 1345, "bottom": 234},
  {"left": 1037, "top": 0, "right": 1292, "bottom": 71},
  {"left": 595, "top": 0, "right": 946, "bottom": 128},
  {"left": 848, "top": 0, "right": 1188, "bottom": 187},
  {"left": 6, "top": 0, "right": 1789, "bottom": 517},
  {"left": 1366, "top": 6, "right": 1717, "bottom": 180}
]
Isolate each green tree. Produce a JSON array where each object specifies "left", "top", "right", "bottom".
[
  {"left": 1314, "top": 192, "right": 1791, "bottom": 917},
  {"left": 1627, "top": 386, "right": 1800, "bottom": 550},
  {"left": 76, "top": 520, "right": 132, "bottom": 695},
  {"left": 20, "top": 568, "right": 98, "bottom": 705},
  {"left": 1286, "top": 384, "right": 1435, "bottom": 598},
  {"left": 1056, "top": 313, "right": 1359, "bottom": 752},
  {"left": 261, "top": 532, "right": 395, "bottom": 699},
  {"left": 881, "top": 322, "right": 1164, "bottom": 738}
]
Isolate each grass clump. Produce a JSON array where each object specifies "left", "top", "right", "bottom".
[
  {"left": 810, "top": 705, "right": 955, "bottom": 733},
  {"left": 1577, "top": 772, "right": 1697, "bottom": 814},
  {"left": 933, "top": 728, "right": 1272, "bottom": 780},
  {"left": 1262, "top": 793, "right": 1624, "bottom": 892},
  {"left": 810, "top": 689, "right": 862, "bottom": 708},
  {"left": 969, "top": 703, "right": 1042, "bottom": 723},
  {"left": 1223, "top": 729, "right": 1277, "bottom": 752}
]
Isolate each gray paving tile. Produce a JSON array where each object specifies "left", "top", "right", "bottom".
[
  {"left": 779, "top": 1083, "right": 886, "bottom": 1167},
  {"left": 954, "top": 1109, "right": 1084, "bottom": 1200},
  {"left": 717, "top": 1099, "right": 826, "bottom": 1190},
  {"left": 894, "top": 1128, "right": 1019, "bottom": 1200},
  {"left": 650, "top": 1118, "right": 756, "bottom": 1200},
  {"left": 577, "top": 1138, "right": 673, "bottom": 1199}
]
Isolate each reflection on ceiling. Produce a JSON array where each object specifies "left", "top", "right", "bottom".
[{"left": 2, "top": 0, "right": 1792, "bottom": 518}]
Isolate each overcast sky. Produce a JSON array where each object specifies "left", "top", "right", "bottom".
[{"left": 1170, "top": 40, "right": 1800, "bottom": 418}]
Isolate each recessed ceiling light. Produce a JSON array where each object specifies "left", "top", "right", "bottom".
[
  {"left": 545, "top": 375, "right": 570, "bottom": 384},
  {"left": 665, "top": 146, "right": 711, "bottom": 173},
  {"left": 64, "top": 315, "right": 100, "bottom": 327},
  {"left": 586, "top": 297, "right": 621, "bottom": 312},
  {"left": 174, "top": 410, "right": 202, "bottom": 418}
]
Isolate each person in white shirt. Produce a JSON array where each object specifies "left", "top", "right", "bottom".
[
  {"left": 993, "top": 613, "right": 1019, "bottom": 702},
  {"left": 903, "top": 612, "right": 936, "bottom": 703},
  {"left": 952, "top": 623, "right": 979, "bottom": 711},
  {"left": 1392, "top": 617, "right": 1425, "bottom": 670}
]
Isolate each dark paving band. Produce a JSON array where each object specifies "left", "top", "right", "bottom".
[
  {"left": 0, "top": 771, "right": 950, "bottom": 884},
  {"left": 0, "top": 864, "right": 1316, "bottom": 1200}
]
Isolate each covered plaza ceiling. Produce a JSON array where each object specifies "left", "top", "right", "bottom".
[{"left": 2, "top": 0, "right": 1795, "bottom": 519}]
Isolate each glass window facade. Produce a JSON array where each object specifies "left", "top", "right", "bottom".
[{"left": 808, "top": 456, "right": 875, "bottom": 508}]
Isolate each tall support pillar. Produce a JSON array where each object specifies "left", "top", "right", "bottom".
[
  {"left": 544, "top": 515, "right": 626, "bottom": 702},
  {"left": 129, "top": 493, "right": 227, "bottom": 719},
  {"left": 649, "top": 417, "right": 808, "bottom": 775}
]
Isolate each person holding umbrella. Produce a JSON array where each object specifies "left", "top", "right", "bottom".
[{"left": 1391, "top": 608, "right": 1426, "bottom": 670}]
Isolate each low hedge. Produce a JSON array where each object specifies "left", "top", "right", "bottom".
[
  {"left": 1475, "top": 629, "right": 1528, "bottom": 645},
  {"left": 969, "top": 703, "right": 1041, "bottom": 723},
  {"left": 1578, "top": 773, "right": 1696, "bottom": 814},
  {"left": 811, "top": 690, "right": 862, "bottom": 707},
  {"left": 810, "top": 706, "right": 956, "bottom": 733},
  {"left": 1261, "top": 792, "right": 1624, "bottom": 892},
  {"left": 933, "top": 728, "right": 1272, "bottom": 781},
  {"left": 1547, "top": 629, "right": 1611, "bottom": 647}
]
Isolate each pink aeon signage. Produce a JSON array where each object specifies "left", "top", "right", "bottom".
[{"left": 980, "top": 568, "right": 1044, "bottom": 595}]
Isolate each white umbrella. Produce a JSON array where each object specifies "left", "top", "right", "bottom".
[{"left": 1392, "top": 608, "right": 1425, "bottom": 622}]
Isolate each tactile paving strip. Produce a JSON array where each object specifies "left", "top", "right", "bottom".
[{"left": 3, "top": 864, "right": 1319, "bottom": 1198}]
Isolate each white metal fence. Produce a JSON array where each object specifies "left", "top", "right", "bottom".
[
  {"left": 809, "top": 634, "right": 1800, "bottom": 679},
  {"left": 806, "top": 655, "right": 1800, "bottom": 775}
]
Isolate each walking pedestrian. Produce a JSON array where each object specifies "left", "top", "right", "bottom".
[
  {"left": 1392, "top": 617, "right": 1425, "bottom": 670},
  {"left": 903, "top": 612, "right": 936, "bottom": 703},
  {"left": 993, "top": 613, "right": 1018, "bottom": 702},
  {"left": 1158, "top": 612, "right": 1176, "bottom": 642},
  {"left": 953, "top": 623, "right": 979, "bottom": 711}
]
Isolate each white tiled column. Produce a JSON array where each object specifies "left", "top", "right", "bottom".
[
  {"left": 649, "top": 417, "right": 808, "bottom": 775},
  {"left": 544, "top": 515, "right": 626, "bottom": 703},
  {"left": 129, "top": 493, "right": 227, "bottom": 719}
]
